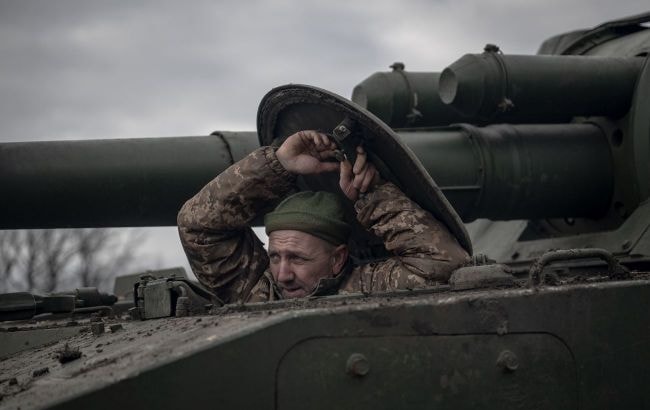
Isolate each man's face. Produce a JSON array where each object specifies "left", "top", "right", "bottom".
[{"left": 268, "top": 230, "right": 347, "bottom": 299}]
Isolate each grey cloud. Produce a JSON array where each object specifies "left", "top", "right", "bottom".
[
  {"left": 3, "top": 1, "right": 646, "bottom": 142},
  {"left": 0, "top": 0, "right": 393, "bottom": 141}
]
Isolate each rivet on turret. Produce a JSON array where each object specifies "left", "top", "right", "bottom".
[
  {"left": 346, "top": 353, "right": 370, "bottom": 377},
  {"left": 496, "top": 350, "right": 519, "bottom": 372}
]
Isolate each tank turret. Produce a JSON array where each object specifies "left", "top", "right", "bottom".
[
  {"left": 351, "top": 12, "right": 650, "bottom": 264},
  {"left": 2, "top": 12, "right": 650, "bottom": 410},
  {"left": 3, "top": 46, "right": 649, "bottom": 263}
]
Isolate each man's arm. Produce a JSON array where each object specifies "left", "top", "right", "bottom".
[
  {"left": 177, "top": 146, "right": 296, "bottom": 303},
  {"left": 355, "top": 182, "right": 469, "bottom": 289},
  {"left": 339, "top": 147, "right": 469, "bottom": 293},
  {"left": 178, "top": 130, "right": 341, "bottom": 303}
]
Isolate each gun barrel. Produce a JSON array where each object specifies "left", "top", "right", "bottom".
[
  {"left": 352, "top": 56, "right": 644, "bottom": 127},
  {"left": 399, "top": 123, "right": 613, "bottom": 221},
  {"left": 439, "top": 54, "right": 644, "bottom": 122},
  {"left": 351, "top": 67, "right": 470, "bottom": 128},
  {"left": 0, "top": 132, "right": 259, "bottom": 228},
  {"left": 0, "top": 124, "right": 614, "bottom": 228},
  {"left": 0, "top": 292, "right": 76, "bottom": 321}
]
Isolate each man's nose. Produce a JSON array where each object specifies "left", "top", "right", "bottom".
[{"left": 277, "top": 259, "right": 294, "bottom": 283}]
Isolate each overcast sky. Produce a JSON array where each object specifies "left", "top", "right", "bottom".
[{"left": 1, "top": 0, "right": 648, "bottom": 279}]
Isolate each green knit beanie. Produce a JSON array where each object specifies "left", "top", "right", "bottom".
[{"left": 264, "top": 191, "right": 350, "bottom": 245}]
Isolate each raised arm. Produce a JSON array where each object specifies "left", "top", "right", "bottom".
[
  {"left": 177, "top": 146, "right": 296, "bottom": 303},
  {"left": 178, "top": 130, "right": 341, "bottom": 302},
  {"left": 338, "top": 147, "right": 470, "bottom": 293}
]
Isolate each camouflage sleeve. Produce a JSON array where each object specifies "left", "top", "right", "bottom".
[
  {"left": 177, "top": 146, "right": 296, "bottom": 303},
  {"left": 347, "top": 182, "right": 470, "bottom": 293}
]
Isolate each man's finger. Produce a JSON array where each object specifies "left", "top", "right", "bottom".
[
  {"left": 340, "top": 159, "right": 353, "bottom": 181},
  {"left": 339, "top": 159, "right": 359, "bottom": 201},
  {"left": 317, "top": 149, "right": 338, "bottom": 160},
  {"left": 352, "top": 149, "right": 367, "bottom": 175},
  {"left": 360, "top": 167, "right": 376, "bottom": 193},
  {"left": 319, "top": 132, "right": 331, "bottom": 147},
  {"left": 352, "top": 170, "right": 366, "bottom": 190},
  {"left": 318, "top": 161, "right": 341, "bottom": 173},
  {"left": 307, "top": 131, "right": 324, "bottom": 147},
  {"left": 298, "top": 130, "right": 312, "bottom": 142},
  {"left": 306, "top": 131, "right": 322, "bottom": 149}
]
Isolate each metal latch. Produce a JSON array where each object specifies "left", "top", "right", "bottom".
[
  {"left": 331, "top": 117, "right": 362, "bottom": 166},
  {"left": 130, "top": 276, "right": 221, "bottom": 320}
]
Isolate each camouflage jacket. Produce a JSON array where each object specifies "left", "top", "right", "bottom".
[{"left": 177, "top": 146, "right": 469, "bottom": 304}]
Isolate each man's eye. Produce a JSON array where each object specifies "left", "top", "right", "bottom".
[{"left": 269, "top": 254, "right": 280, "bottom": 264}]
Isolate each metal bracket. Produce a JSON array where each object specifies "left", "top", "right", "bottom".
[
  {"left": 132, "top": 275, "right": 222, "bottom": 320},
  {"left": 332, "top": 117, "right": 362, "bottom": 166}
]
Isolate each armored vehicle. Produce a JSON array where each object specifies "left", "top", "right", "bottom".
[{"left": 1, "top": 11, "right": 650, "bottom": 410}]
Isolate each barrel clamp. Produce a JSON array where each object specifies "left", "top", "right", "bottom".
[
  {"left": 390, "top": 62, "right": 422, "bottom": 125},
  {"left": 483, "top": 44, "right": 515, "bottom": 113}
]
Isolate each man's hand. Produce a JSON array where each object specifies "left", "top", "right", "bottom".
[
  {"left": 276, "top": 130, "right": 340, "bottom": 175},
  {"left": 340, "top": 146, "right": 382, "bottom": 202}
]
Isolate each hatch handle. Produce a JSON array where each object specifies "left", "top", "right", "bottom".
[
  {"left": 331, "top": 117, "right": 363, "bottom": 166},
  {"left": 528, "top": 248, "right": 630, "bottom": 287}
]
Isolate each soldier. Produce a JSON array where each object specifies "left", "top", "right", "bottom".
[{"left": 177, "top": 130, "right": 469, "bottom": 303}]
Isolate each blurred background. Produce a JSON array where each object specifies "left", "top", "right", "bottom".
[{"left": 1, "top": 0, "right": 648, "bottom": 292}]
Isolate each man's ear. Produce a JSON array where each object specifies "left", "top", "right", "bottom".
[{"left": 331, "top": 244, "right": 349, "bottom": 274}]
